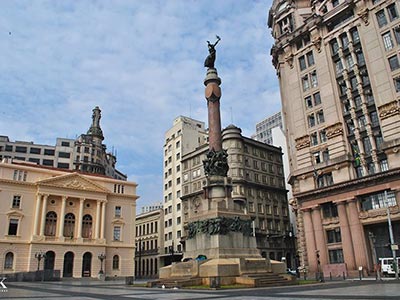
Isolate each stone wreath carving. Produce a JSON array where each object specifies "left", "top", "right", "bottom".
[{"left": 187, "top": 216, "right": 252, "bottom": 239}]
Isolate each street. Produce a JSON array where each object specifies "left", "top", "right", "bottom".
[{"left": 2, "top": 279, "right": 400, "bottom": 300}]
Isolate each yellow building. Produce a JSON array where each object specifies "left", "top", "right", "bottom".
[{"left": 0, "top": 159, "right": 138, "bottom": 279}]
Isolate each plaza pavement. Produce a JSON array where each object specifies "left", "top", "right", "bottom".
[{"left": 2, "top": 278, "right": 400, "bottom": 300}]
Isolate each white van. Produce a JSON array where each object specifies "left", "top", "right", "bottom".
[{"left": 379, "top": 257, "right": 400, "bottom": 276}]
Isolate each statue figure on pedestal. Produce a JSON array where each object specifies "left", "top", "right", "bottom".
[{"left": 204, "top": 35, "right": 221, "bottom": 69}]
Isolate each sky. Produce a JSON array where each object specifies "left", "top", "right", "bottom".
[{"left": 0, "top": 0, "right": 281, "bottom": 211}]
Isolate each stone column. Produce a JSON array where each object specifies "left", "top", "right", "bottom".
[
  {"left": 39, "top": 195, "right": 48, "bottom": 236},
  {"left": 336, "top": 201, "right": 356, "bottom": 270},
  {"left": 33, "top": 193, "right": 42, "bottom": 235},
  {"left": 311, "top": 206, "right": 328, "bottom": 266},
  {"left": 100, "top": 201, "right": 106, "bottom": 239},
  {"left": 77, "top": 198, "right": 85, "bottom": 238},
  {"left": 302, "top": 208, "right": 317, "bottom": 272},
  {"left": 95, "top": 200, "right": 101, "bottom": 239},
  {"left": 347, "top": 199, "right": 368, "bottom": 268},
  {"left": 58, "top": 196, "right": 67, "bottom": 237},
  {"left": 204, "top": 68, "right": 222, "bottom": 152}
]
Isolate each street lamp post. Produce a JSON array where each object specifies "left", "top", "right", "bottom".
[
  {"left": 137, "top": 238, "right": 142, "bottom": 278},
  {"left": 35, "top": 251, "right": 46, "bottom": 271},
  {"left": 98, "top": 253, "right": 106, "bottom": 275},
  {"left": 384, "top": 190, "right": 399, "bottom": 280},
  {"left": 368, "top": 232, "right": 381, "bottom": 281}
]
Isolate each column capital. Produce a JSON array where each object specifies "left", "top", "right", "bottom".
[{"left": 62, "top": 196, "right": 68, "bottom": 201}]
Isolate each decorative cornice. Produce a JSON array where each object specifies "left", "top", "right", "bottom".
[
  {"left": 295, "top": 135, "right": 310, "bottom": 150},
  {"left": 378, "top": 101, "right": 400, "bottom": 120},
  {"left": 325, "top": 122, "right": 343, "bottom": 139}
]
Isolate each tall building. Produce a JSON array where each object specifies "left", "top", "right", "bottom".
[
  {"left": 253, "top": 111, "right": 283, "bottom": 145},
  {"left": 0, "top": 106, "right": 126, "bottom": 181},
  {"left": 0, "top": 159, "right": 138, "bottom": 279},
  {"left": 181, "top": 125, "right": 295, "bottom": 267},
  {"left": 269, "top": 0, "right": 400, "bottom": 277},
  {"left": 161, "top": 116, "right": 207, "bottom": 265}
]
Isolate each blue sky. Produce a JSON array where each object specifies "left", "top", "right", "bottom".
[{"left": 1, "top": 0, "right": 281, "bottom": 211}]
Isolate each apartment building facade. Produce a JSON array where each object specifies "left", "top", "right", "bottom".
[
  {"left": 135, "top": 207, "right": 163, "bottom": 279},
  {"left": 180, "top": 125, "right": 295, "bottom": 267},
  {"left": 269, "top": 0, "right": 400, "bottom": 276},
  {"left": 161, "top": 116, "right": 207, "bottom": 266}
]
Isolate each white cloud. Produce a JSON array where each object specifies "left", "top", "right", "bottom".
[{"left": 0, "top": 0, "right": 280, "bottom": 210}]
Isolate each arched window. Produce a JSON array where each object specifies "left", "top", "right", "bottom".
[
  {"left": 82, "top": 214, "right": 93, "bottom": 238},
  {"left": 45, "top": 211, "right": 57, "bottom": 236},
  {"left": 63, "top": 213, "right": 75, "bottom": 238},
  {"left": 4, "top": 252, "right": 14, "bottom": 269},
  {"left": 112, "top": 255, "right": 119, "bottom": 270}
]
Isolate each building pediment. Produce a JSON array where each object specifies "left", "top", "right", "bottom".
[{"left": 37, "top": 173, "right": 110, "bottom": 193}]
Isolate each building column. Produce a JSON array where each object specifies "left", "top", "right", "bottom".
[
  {"left": 311, "top": 205, "right": 328, "bottom": 266},
  {"left": 58, "top": 196, "right": 67, "bottom": 237},
  {"left": 77, "top": 198, "right": 85, "bottom": 238},
  {"left": 39, "top": 194, "right": 48, "bottom": 236},
  {"left": 336, "top": 201, "right": 356, "bottom": 270},
  {"left": 302, "top": 208, "right": 317, "bottom": 272},
  {"left": 33, "top": 193, "right": 42, "bottom": 235},
  {"left": 347, "top": 198, "right": 368, "bottom": 269},
  {"left": 95, "top": 200, "right": 101, "bottom": 239},
  {"left": 100, "top": 201, "right": 106, "bottom": 239}
]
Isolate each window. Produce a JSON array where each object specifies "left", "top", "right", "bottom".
[
  {"left": 45, "top": 211, "right": 57, "bottom": 236},
  {"left": 61, "top": 141, "right": 70, "bottom": 147},
  {"left": 308, "top": 114, "right": 316, "bottom": 127},
  {"left": 330, "top": 39, "right": 339, "bottom": 55},
  {"left": 361, "top": 190, "right": 396, "bottom": 211},
  {"left": 43, "top": 159, "right": 54, "bottom": 166},
  {"left": 30, "top": 147, "right": 41, "bottom": 154},
  {"left": 317, "top": 110, "right": 325, "bottom": 124},
  {"left": 311, "top": 133, "right": 318, "bottom": 146},
  {"left": 114, "top": 206, "right": 121, "bottom": 218},
  {"left": 376, "top": 10, "right": 388, "bottom": 27},
  {"left": 380, "top": 159, "right": 389, "bottom": 171},
  {"left": 383, "top": 32, "right": 394, "bottom": 51},
  {"left": 12, "top": 195, "right": 21, "bottom": 208},
  {"left": 58, "top": 151, "right": 70, "bottom": 158},
  {"left": 340, "top": 33, "right": 349, "bottom": 49},
  {"left": 394, "top": 26, "right": 400, "bottom": 45},
  {"left": 305, "top": 96, "right": 313, "bottom": 108},
  {"left": 249, "top": 202, "right": 255, "bottom": 213},
  {"left": 113, "top": 226, "right": 121, "bottom": 241},
  {"left": 320, "top": 130, "right": 327, "bottom": 143},
  {"left": 329, "top": 249, "right": 344, "bottom": 263},
  {"left": 311, "top": 71, "right": 318, "bottom": 88},
  {"left": 389, "top": 55, "right": 400, "bottom": 71},
  {"left": 313, "top": 92, "right": 321, "bottom": 105},
  {"left": 387, "top": 4, "right": 399, "bottom": 21},
  {"left": 363, "top": 137, "right": 372, "bottom": 155},
  {"left": 112, "top": 255, "right": 119, "bottom": 269},
  {"left": 82, "top": 214, "right": 93, "bottom": 238},
  {"left": 322, "top": 202, "right": 338, "bottom": 218},
  {"left": 44, "top": 149, "right": 55, "bottom": 156},
  {"left": 306, "top": 51, "right": 314, "bottom": 66},
  {"left": 4, "top": 252, "right": 14, "bottom": 269},
  {"left": 299, "top": 56, "right": 306, "bottom": 71},
  {"left": 177, "top": 203, "right": 181, "bottom": 211},
  {"left": 350, "top": 28, "right": 360, "bottom": 43},
  {"left": 302, "top": 76, "right": 310, "bottom": 91},
  {"left": 327, "top": 228, "right": 342, "bottom": 243},
  {"left": 335, "top": 60, "right": 343, "bottom": 75},
  {"left": 177, "top": 217, "right": 181, "bottom": 225},
  {"left": 57, "top": 163, "right": 69, "bottom": 169},
  {"left": 15, "top": 146, "right": 27, "bottom": 153},
  {"left": 345, "top": 55, "right": 354, "bottom": 69},
  {"left": 394, "top": 77, "right": 400, "bottom": 93},
  {"left": 63, "top": 213, "right": 75, "bottom": 238},
  {"left": 8, "top": 219, "right": 19, "bottom": 235},
  {"left": 258, "top": 203, "right": 264, "bottom": 213}
]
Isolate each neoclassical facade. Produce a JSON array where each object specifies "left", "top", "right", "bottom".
[
  {"left": 0, "top": 159, "right": 138, "bottom": 278},
  {"left": 269, "top": 0, "right": 400, "bottom": 276}
]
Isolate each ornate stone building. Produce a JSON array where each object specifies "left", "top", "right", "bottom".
[
  {"left": 269, "top": 0, "right": 400, "bottom": 277},
  {"left": 181, "top": 125, "right": 295, "bottom": 267},
  {"left": 0, "top": 159, "right": 138, "bottom": 278}
]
